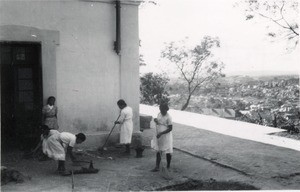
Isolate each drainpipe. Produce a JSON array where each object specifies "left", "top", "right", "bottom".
[
  {"left": 114, "top": 0, "right": 122, "bottom": 100},
  {"left": 114, "top": 0, "right": 121, "bottom": 55}
]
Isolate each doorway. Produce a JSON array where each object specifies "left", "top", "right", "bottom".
[{"left": 1, "top": 42, "right": 43, "bottom": 150}]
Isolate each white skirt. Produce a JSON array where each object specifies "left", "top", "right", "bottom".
[
  {"left": 151, "top": 130, "right": 173, "bottom": 154},
  {"left": 120, "top": 120, "right": 133, "bottom": 144},
  {"left": 42, "top": 131, "right": 66, "bottom": 161}
]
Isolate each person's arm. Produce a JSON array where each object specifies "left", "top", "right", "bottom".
[
  {"left": 115, "top": 110, "right": 126, "bottom": 124},
  {"left": 154, "top": 113, "right": 163, "bottom": 125},
  {"left": 67, "top": 146, "right": 76, "bottom": 162},
  {"left": 157, "top": 125, "right": 172, "bottom": 138},
  {"left": 157, "top": 114, "right": 173, "bottom": 138}
]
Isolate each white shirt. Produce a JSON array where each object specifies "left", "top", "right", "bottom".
[
  {"left": 59, "top": 132, "right": 76, "bottom": 148},
  {"left": 119, "top": 106, "right": 133, "bottom": 123}
]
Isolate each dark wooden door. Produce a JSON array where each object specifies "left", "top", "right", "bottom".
[{"left": 1, "top": 42, "right": 43, "bottom": 150}]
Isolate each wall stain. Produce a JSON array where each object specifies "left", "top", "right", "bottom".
[
  {"left": 73, "top": 119, "right": 112, "bottom": 132},
  {"left": 73, "top": 119, "right": 88, "bottom": 132},
  {"left": 97, "top": 122, "right": 109, "bottom": 132}
]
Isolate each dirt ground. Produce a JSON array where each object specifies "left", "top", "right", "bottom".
[
  {"left": 1, "top": 146, "right": 261, "bottom": 191},
  {"left": 2, "top": 145, "right": 299, "bottom": 191}
]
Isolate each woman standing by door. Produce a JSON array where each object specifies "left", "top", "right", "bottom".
[{"left": 42, "top": 96, "right": 59, "bottom": 130}]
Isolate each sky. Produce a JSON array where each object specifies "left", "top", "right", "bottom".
[{"left": 139, "top": 0, "right": 300, "bottom": 76}]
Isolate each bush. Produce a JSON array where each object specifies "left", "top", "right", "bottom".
[{"left": 140, "top": 72, "right": 170, "bottom": 105}]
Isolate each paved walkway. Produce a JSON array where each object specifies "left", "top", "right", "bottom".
[{"left": 140, "top": 104, "right": 300, "bottom": 151}]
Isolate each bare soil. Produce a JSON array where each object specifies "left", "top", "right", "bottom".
[
  {"left": 1, "top": 147, "right": 260, "bottom": 191},
  {"left": 157, "top": 179, "right": 259, "bottom": 191}
]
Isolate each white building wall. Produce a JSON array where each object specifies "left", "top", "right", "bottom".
[
  {"left": 120, "top": 3, "right": 140, "bottom": 132},
  {"left": 0, "top": 1, "right": 140, "bottom": 136}
]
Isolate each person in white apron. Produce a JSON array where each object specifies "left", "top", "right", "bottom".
[
  {"left": 151, "top": 103, "right": 173, "bottom": 172},
  {"left": 40, "top": 126, "right": 86, "bottom": 175},
  {"left": 115, "top": 99, "right": 133, "bottom": 155}
]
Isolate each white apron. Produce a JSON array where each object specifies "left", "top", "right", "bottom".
[
  {"left": 119, "top": 106, "right": 133, "bottom": 144},
  {"left": 152, "top": 113, "right": 173, "bottom": 154},
  {"left": 42, "top": 131, "right": 76, "bottom": 161},
  {"left": 42, "top": 130, "right": 65, "bottom": 161}
]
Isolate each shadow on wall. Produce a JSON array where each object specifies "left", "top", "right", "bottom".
[{"left": 73, "top": 119, "right": 88, "bottom": 132}]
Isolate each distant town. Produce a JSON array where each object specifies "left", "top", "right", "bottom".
[{"left": 168, "top": 74, "right": 300, "bottom": 131}]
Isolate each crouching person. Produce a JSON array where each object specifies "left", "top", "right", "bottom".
[{"left": 42, "top": 128, "right": 86, "bottom": 176}]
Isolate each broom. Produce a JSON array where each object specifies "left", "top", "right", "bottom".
[
  {"left": 98, "top": 114, "right": 121, "bottom": 153},
  {"left": 159, "top": 150, "right": 172, "bottom": 180}
]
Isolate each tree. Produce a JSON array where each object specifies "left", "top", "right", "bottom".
[
  {"left": 240, "top": 0, "right": 299, "bottom": 50},
  {"left": 235, "top": 100, "right": 247, "bottom": 110},
  {"left": 140, "top": 72, "right": 170, "bottom": 105},
  {"left": 161, "top": 36, "right": 225, "bottom": 111}
]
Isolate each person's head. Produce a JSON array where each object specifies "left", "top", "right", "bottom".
[
  {"left": 75, "top": 133, "right": 86, "bottom": 144},
  {"left": 159, "top": 103, "right": 169, "bottom": 116},
  {"left": 117, "top": 99, "right": 127, "bottom": 109},
  {"left": 47, "top": 96, "right": 56, "bottom": 106}
]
